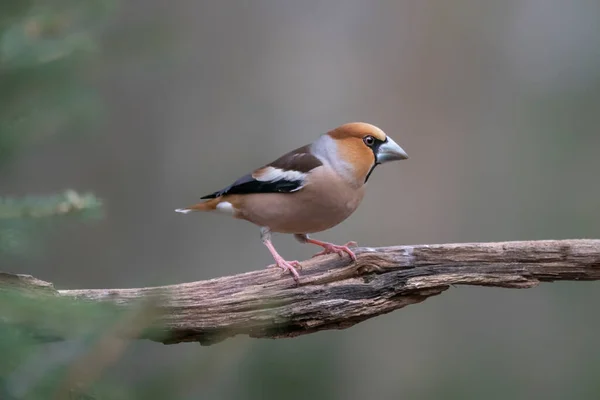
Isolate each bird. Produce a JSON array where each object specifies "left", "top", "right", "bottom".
[{"left": 175, "top": 122, "right": 408, "bottom": 282}]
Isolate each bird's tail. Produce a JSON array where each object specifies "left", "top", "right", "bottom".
[{"left": 174, "top": 198, "right": 220, "bottom": 214}]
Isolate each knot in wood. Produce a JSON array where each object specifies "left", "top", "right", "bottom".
[{"left": 355, "top": 263, "right": 384, "bottom": 275}]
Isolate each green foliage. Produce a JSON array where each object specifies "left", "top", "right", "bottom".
[
  {"left": 0, "top": 288, "right": 156, "bottom": 399},
  {"left": 0, "top": 0, "right": 109, "bottom": 255},
  {"left": 0, "top": 189, "right": 103, "bottom": 256},
  {"left": 0, "top": 0, "right": 115, "bottom": 162},
  {"left": 0, "top": 190, "right": 102, "bottom": 220},
  {"left": 1, "top": 1, "right": 111, "bottom": 396}
]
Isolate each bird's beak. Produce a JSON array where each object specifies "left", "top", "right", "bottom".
[{"left": 377, "top": 136, "right": 408, "bottom": 163}]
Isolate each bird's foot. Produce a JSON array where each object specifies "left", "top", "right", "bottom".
[
  {"left": 312, "top": 241, "right": 358, "bottom": 260},
  {"left": 267, "top": 258, "right": 302, "bottom": 282}
]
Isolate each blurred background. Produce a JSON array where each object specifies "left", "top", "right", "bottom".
[{"left": 2, "top": 0, "right": 600, "bottom": 399}]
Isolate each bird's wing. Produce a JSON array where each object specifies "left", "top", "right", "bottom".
[{"left": 200, "top": 145, "right": 323, "bottom": 199}]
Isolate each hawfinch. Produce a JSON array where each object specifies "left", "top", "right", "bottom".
[{"left": 176, "top": 122, "right": 408, "bottom": 282}]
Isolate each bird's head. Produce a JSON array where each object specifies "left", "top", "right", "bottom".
[{"left": 320, "top": 122, "right": 408, "bottom": 186}]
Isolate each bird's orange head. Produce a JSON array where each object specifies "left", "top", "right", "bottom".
[{"left": 323, "top": 122, "right": 408, "bottom": 185}]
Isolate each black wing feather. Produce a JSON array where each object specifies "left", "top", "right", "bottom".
[
  {"left": 200, "top": 144, "right": 322, "bottom": 199},
  {"left": 200, "top": 174, "right": 303, "bottom": 199}
]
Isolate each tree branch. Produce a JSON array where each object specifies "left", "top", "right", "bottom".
[{"left": 2, "top": 239, "right": 600, "bottom": 346}]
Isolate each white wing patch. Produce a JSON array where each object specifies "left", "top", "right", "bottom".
[
  {"left": 216, "top": 201, "right": 236, "bottom": 215},
  {"left": 253, "top": 166, "right": 306, "bottom": 183}
]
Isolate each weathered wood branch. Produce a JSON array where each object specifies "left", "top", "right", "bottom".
[{"left": 2, "top": 239, "right": 599, "bottom": 346}]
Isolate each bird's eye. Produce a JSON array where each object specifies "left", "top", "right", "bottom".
[{"left": 363, "top": 135, "right": 375, "bottom": 147}]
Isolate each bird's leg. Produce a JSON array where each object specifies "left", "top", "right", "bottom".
[
  {"left": 294, "top": 234, "right": 357, "bottom": 261},
  {"left": 261, "top": 227, "right": 302, "bottom": 282}
]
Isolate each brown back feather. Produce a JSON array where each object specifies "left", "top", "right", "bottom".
[{"left": 264, "top": 144, "right": 323, "bottom": 173}]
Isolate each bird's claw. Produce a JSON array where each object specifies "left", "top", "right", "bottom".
[
  {"left": 267, "top": 259, "right": 302, "bottom": 282},
  {"left": 312, "top": 241, "right": 358, "bottom": 261}
]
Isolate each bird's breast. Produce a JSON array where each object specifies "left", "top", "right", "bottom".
[{"left": 236, "top": 167, "right": 365, "bottom": 234}]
